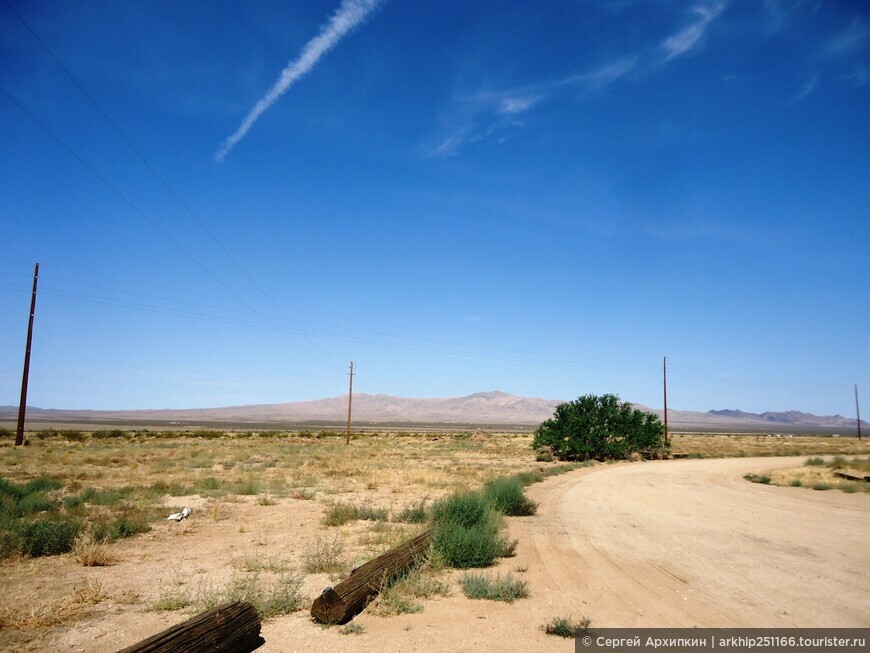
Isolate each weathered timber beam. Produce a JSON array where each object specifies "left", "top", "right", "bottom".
[
  {"left": 311, "top": 528, "right": 432, "bottom": 624},
  {"left": 116, "top": 601, "right": 264, "bottom": 653},
  {"left": 834, "top": 471, "right": 869, "bottom": 482}
]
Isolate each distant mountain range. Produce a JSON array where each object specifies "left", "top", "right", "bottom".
[{"left": 0, "top": 391, "right": 865, "bottom": 432}]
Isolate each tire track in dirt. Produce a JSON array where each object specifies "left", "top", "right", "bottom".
[{"left": 519, "top": 458, "right": 870, "bottom": 628}]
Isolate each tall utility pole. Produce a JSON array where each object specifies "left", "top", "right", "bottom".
[
  {"left": 663, "top": 356, "right": 669, "bottom": 445},
  {"left": 856, "top": 385, "right": 862, "bottom": 441},
  {"left": 16, "top": 263, "right": 39, "bottom": 447},
  {"left": 345, "top": 361, "right": 355, "bottom": 445}
]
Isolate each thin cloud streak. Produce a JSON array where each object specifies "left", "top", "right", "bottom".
[
  {"left": 215, "top": 0, "right": 383, "bottom": 162},
  {"left": 791, "top": 74, "right": 818, "bottom": 103},
  {"left": 661, "top": 2, "right": 726, "bottom": 61},
  {"left": 429, "top": 3, "right": 728, "bottom": 157}
]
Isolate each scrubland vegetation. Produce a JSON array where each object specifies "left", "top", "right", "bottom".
[
  {"left": 745, "top": 455, "right": 870, "bottom": 493},
  {"left": 0, "top": 426, "right": 865, "bottom": 648}
]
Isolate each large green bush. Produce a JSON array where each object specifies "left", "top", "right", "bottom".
[
  {"left": 532, "top": 393, "right": 666, "bottom": 461},
  {"left": 430, "top": 492, "right": 502, "bottom": 568},
  {"left": 483, "top": 478, "right": 537, "bottom": 516}
]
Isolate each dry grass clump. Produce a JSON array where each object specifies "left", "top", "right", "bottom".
[
  {"left": 460, "top": 571, "right": 528, "bottom": 603},
  {"left": 745, "top": 456, "right": 870, "bottom": 493},
  {"left": 369, "top": 563, "right": 450, "bottom": 616},
  {"left": 0, "top": 579, "right": 108, "bottom": 630},
  {"left": 72, "top": 533, "right": 115, "bottom": 567},
  {"left": 152, "top": 573, "right": 305, "bottom": 619},
  {"left": 671, "top": 434, "right": 869, "bottom": 459},
  {"left": 301, "top": 534, "right": 347, "bottom": 574},
  {"left": 542, "top": 615, "right": 592, "bottom": 638}
]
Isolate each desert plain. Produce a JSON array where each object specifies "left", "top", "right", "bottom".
[{"left": 0, "top": 429, "right": 868, "bottom": 652}]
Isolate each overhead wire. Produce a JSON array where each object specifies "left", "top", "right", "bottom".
[
  {"left": 1, "top": 0, "right": 341, "bottom": 371},
  {"left": 0, "top": 82, "right": 342, "bottom": 370},
  {"left": 1, "top": 273, "right": 665, "bottom": 370}
]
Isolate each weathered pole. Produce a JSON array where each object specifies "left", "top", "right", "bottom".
[
  {"left": 311, "top": 529, "right": 432, "bottom": 624},
  {"left": 856, "top": 385, "right": 862, "bottom": 441},
  {"left": 117, "top": 601, "right": 264, "bottom": 653},
  {"left": 663, "top": 355, "right": 669, "bottom": 445},
  {"left": 15, "top": 262, "right": 39, "bottom": 447},
  {"left": 345, "top": 361, "right": 354, "bottom": 445}
]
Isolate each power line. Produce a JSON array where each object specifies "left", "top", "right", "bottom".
[
  {"left": 0, "top": 83, "right": 336, "bottom": 368},
  {"left": 1, "top": 0, "right": 341, "bottom": 371},
  {"left": 2, "top": 274, "right": 672, "bottom": 370}
]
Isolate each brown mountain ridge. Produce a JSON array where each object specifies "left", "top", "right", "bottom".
[{"left": 1, "top": 390, "right": 865, "bottom": 432}]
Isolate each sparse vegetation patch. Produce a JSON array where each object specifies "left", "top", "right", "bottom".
[
  {"left": 460, "top": 572, "right": 528, "bottom": 603},
  {"left": 543, "top": 615, "right": 592, "bottom": 638}
]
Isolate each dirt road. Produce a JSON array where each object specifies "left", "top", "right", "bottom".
[
  {"left": 521, "top": 457, "right": 870, "bottom": 628},
  {"left": 48, "top": 457, "right": 869, "bottom": 652}
]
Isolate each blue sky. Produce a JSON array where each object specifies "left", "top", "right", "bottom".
[{"left": 1, "top": 0, "right": 867, "bottom": 416}]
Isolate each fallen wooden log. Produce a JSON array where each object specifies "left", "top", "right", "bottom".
[
  {"left": 834, "top": 471, "right": 869, "bottom": 483},
  {"left": 311, "top": 528, "right": 432, "bottom": 624},
  {"left": 117, "top": 601, "right": 264, "bottom": 653}
]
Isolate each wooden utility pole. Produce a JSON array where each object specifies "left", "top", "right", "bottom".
[
  {"left": 856, "top": 385, "right": 862, "bottom": 441},
  {"left": 118, "top": 601, "right": 263, "bottom": 653},
  {"left": 345, "top": 361, "right": 354, "bottom": 445},
  {"left": 15, "top": 262, "right": 39, "bottom": 447},
  {"left": 663, "top": 355, "right": 669, "bottom": 445},
  {"left": 311, "top": 529, "right": 432, "bottom": 624}
]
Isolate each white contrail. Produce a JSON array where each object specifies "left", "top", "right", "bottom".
[{"left": 215, "top": 0, "right": 383, "bottom": 162}]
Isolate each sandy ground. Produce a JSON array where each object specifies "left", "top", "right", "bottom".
[
  {"left": 17, "top": 457, "right": 870, "bottom": 652},
  {"left": 522, "top": 457, "right": 869, "bottom": 629}
]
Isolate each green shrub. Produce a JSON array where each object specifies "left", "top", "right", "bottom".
[
  {"left": 394, "top": 499, "right": 429, "bottom": 524},
  {"left": 532, "top": 393, "right": 666, "bottom": 461},
  {"left": 18, "top": 516, "right": 82, "bottom": 556},
  {"left": 460, "top": 572, "right": 528, "bottom": 603},
  {"left": 543, "top": 616, "right": 592, "bottom": 638},
  {"left": 805, "top": 456, "right": 825, "bottom": 466},
  {"left": 433, "top": 520, "right": 501, "bottom": 568},
  {"left": 23, "top": 477, "right": 63, "bottom": 495},
  {"left": 195, "top": 477, "right": 222, "bottom": 492},
  {"left": 79, "top": 486, "right": 134, "bottom": 506},
  {"left": 789, "top": 479, "right": 803, "bottom": 487},
  {"left": 92, "top": 513, "right": 151, "bottom": 541},
  {"left": 515, "top": 470, "right": 545, "bottom": 486},
  {"left": 15, "top": 492, "right": 58, "bottom": 516},
  {"left": 323, "top": 502, "right": 359, "bottom": 527},
  {"left": 497, "top": 535, "right": 518, "bottom": 557},
  {"left": 811, "top": 483, "right": 831, "bottom": 491},
  {"left": 743, "top": 473, "right": 771, "bottom": 484},
  {"left": 234, "top": 478, "right": 261, "bottom": 495},
  {"left": 483, "top": 478, "right": 537, "bottom": 516},
  {"left": 358, "top": 503, "right": 388, "bottom": 522},
  {"left": 432, "top": 491, "right": 490, "bottom": 530},
  {"left": 0, "top": 477, "right": 62, "bottom": 517},
  {"left": 91, "top": 429, "right": 128, "bottom": 439}
]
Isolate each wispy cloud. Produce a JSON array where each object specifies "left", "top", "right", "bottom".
[
  {"left": 427, "top": 88, "right": 544, "bottom": 157},
  {"left": 823, "top": 18, "right": 869, "bottom": 59},
  {"left": 429, "top": 3, "right": 728, "bottom": 158},
  {"left": 576, "top": 55, "right": 639, "bottom": 89},
  {"left": 215, "top": 0, "right": 384, "bottom": 162},
  {"left": 661, "top": 2, "right": 726, "bottom": 61},
  {"left": 791, "top": 73, "right": 819, "bottom": 103},
  {"left": 500, "top": 95, "right": 542, "bottom": 115}
]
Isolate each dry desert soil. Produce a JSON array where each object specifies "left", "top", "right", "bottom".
[{"left": 1, "top": 435, "right": 868, "bottom": 652}]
